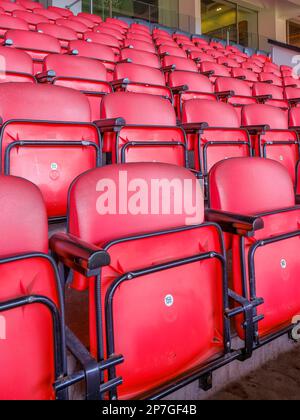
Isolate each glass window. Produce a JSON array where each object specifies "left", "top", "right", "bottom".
[
  {"left": 238, "top": 5, "right": 258, "bottom": 49},
  {"left": 201, "top": 0, "right": 237, "bottom": 42},
  {"left": 287, "top": 20, "right": 300, "bottom": 47}
]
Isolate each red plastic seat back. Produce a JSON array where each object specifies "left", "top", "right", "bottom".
[
  {"left": 232, "top": 68, "right": 258, "bottom": 86},
  {"left": 253, "top": 82, "right": 288, "bottom": 109},
  {"left": 12, "top": 10, "right": 48, "bottom": 30},
  {"left": 84, "top": 31, "right": 121, "bottom": 53},
  {"left": 242, "top": 103, "right": 288, "bottom": 129},
  {"left": 183, "top": 99, "right": 240, "bottom": 127},
  {"left": 121, "top": 48, "right": 161, "bottom": 69},
  {"left": 162, "top": 55, "right": 198, "bottom": 72},
  {"left": 124, "top": 39, "right": 156, "bottom": 53},
  {"left": 18, "top": 0, "right": 44, "bottom": 11},
  {"left": 289, "top": 107, "right": 300, "bottom": 127},
  {"left": 0, "top": 174, "right": 62, "bottom": 400},
  {"left": 5, "top": 29, "right": 61, "bottom": 73},
  {"left": 259, "top": 72, "right": 282, "bottom": 86},
  {"left": 0, "top": 45, "right": 34, "bottom": 83},
  {"left": 33, "top": 8, "right": 61, "bottom": 23},
  {"left": 43, "top": 53, "right": 111, "bottom": 119},
  {"left": 56, "top": 18, "right": 88, "bottom": 38},
  {"left": 0, "top": 0, "right": 26, "bottom": 14},
  {"left": 68, "top": 163, "right": 226, "bottom": 399},
  {"left": 37, "top": 23, "right": 77, "bottom": 49},
  {"left": 0, "top": 83, "right": 100, "bottom": 219},
  {"left": 200, "top": 61, "right": 231, "bottom": 81},
  {"left": 159, "top": 45, "right": 186, "bottom": 58},
  {"left": 78, "top": 12, "right": 102, "bottom": 25},
  {"left": 48, "top": 6, "right": 73, "bottom": 18},
  {"left": 0, "top": 14, "right": 29, "bottom": 37},
  {"left": 215, "top": 76, "right": 252, "bottom": 97}
]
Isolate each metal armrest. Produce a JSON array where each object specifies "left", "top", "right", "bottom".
[
  {"left": 50, "top": 233, "right": 110, "bottom": 277},
  {"left": 116, "top": 58, "right": 132, "bottom": 64},
  {"left": 288, "top": 98, "right": 300, "bottom": 105},
  {"left": 171, "top": 84, "right": 189, "bottom": 94},
  {"left": 253, "top": 94, "right": 273, "bottom": 102},
  {"left": 215, "top": 90, "right": 235, "bottom": 99},
  {"left": 54, "top": 327, "right": 123, "bottom": 400},
  {"left": 94, "top": 117, "right": 126, "bottom": 133},
  {"left": 205, "top": 209, "right": 264, "bottom": 235},
  {"left": 201, "top": 70, "right": 215, "bottom": 77},
  {"left": 236, "top": 75, "right": 246, "bottom": 80},
  {"left": 180, "top": 122, "right": 209, "bottom": 133},
  {"left": 111, "top": 78, "right": 130, "bottom": 89},
  {"left": 162, "top": 65, "right": 176, "bottom": 73},
  {"left": 36, "top": 70, "right": 56, "bottom": 83},
  {"left": 241, "top": 124, "right": 270, "bottom": 135}
]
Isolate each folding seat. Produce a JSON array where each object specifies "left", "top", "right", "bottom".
[
  {"left": 242, "top": 104, "right": 299, "bottom": 186},
  {"left": 123, "top": 38, "right": 156, "bottom": 54},
  {"left": 106, "top": 17, "right": 129, "bottom": 29},
  {"left": 258, "top": 72, "right": 283, "bottom": 86},
  {"left": 189, "top": 50, "right": 216, "bottom": 63},
  {"left": 226, "top": 45, "right": 242, "bottom": 54},
  {"left": 181, "top": 99, "right": 251, "bottom": 184},
  {"left": 284, "top": 76, "right": 300, "bottom": 88},
  {"left": 214, "top": 77, "right": 256, "bottom": 120},
  {"left": 203, "top": 48, "right": 224, "bottom": 60},
  {"left": 12, "top": 10, "right": 48, "bottom": 30},
  {"left": 130, "top": 22, "right": 150, "bottom": 34},
  {"left": 56, "top": 18, "right": 88, "bottom": 39},
  {"left": 241, "top": 61, "right": 262, "bottom": 74},
  {"left": 285, "top": 87, "right": 300, "bottom": 107},
  {"left": 84, "top": 31, "right": 121, "bottom": 56},
  {"left": 217, "top": 56, "right": 241, "bottom": 68},
  {"left": 153, "top": 28, "right": 172, "bottom": 38},
  {"left": 4, "top": 29, "right": 61, "bottom": 73},
  {"left": 37, "top": 23, "right": 77, "bottom": 50},
  {"left": 252, "top": 82, "right": 289, "bottom": 110},
  {"left": 113, "top": 62, "right": 172, "bottom": 101},
  {"left": 69, "top": 40, "right": 116, "bottom": 80},
  {"left": 263, "top": 66, "right": 282, "bottom": 78},
  {"left": 48, "top": 5, "right": 74, "bottom": 18},
  {"left": 155, "top": 38, "right": 178, "bottom": 48},
  {"left": 208, "top": 157, "right": 300, "bottom": 345},
  {"left": 210, "top": 40, "right": 225, "bottom": 50},
  {"left": 0, "top": 45, "right": 35, "bottom": 82},
  {"left": 232, "top": 67, "right": 258, "bottom": 87},
  {"left": 192, "top": 36, "right": 209, "bottom": 48},
  {"left": 126, "top": 32, "right": 152, "bottom": 43},
  {"left": 0, "top": 174, "right": 122, "bottom": 400},
  {"left": 41, "top": 54, "right": 112, "bottom": 120},
  {"left": 0, "top": 83, "right": 101, "bottom": 220},
  {"left": 78, "top": 12, "right": 103, "bottom": 25},
  {"left": 199, "top": 62, "right": 231, "bottom": 83},
  {"left": 32, "top": 8, "right": 61, "bottom": 23},
  {"left": 168, "top": 71, "right": 216, "bottom": 118},
  {"left": 49, "top": 160, "right": 256, "bottom": 399},
  {"left": 162, "top": 55, "right": 198, "bottom": 73},
  {"left": 69, "top": 15, "right": 95, "bottom": 30},
  {"left": 0, "top": 14, "right": 29, "bottom": 37},
  {"left": 158, "top": 44, "right": 187, "bottom": 58},
  {"left": 93, "top": 25, "right": 125, "bottom": 43},
  {"left": 99, "top": 91, "right": 187, "bottom": 166},
  {"left": 0, "top": 0, "right": 25, "bottom": 15},
  {"left": 173, "top": 34, "right": 191, "bottom": 44},
  {"left": 228, "top": 53, "right": 247, "bottom": 64},
  {"left": 251, "top": 53, "right": 268, "bottom": 64},
  {"left": 120, "top": 48, "right": 161, "bottom": 69},
  {"left": 17, "top": 0, "right": 43, "bottom": 11}
]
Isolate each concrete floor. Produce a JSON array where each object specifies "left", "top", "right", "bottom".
[{"left": 210, "top": 345, "right": 300, "bottom": 400}]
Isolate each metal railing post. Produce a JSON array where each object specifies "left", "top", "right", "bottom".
[
  {"left": 90, "top": 0, "right": 93, "bottom": 14},
  {"left": 109, "top": 0, "right": 113, "bottom": 18}
]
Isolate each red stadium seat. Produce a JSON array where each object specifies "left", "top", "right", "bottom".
[
  {"left": 285, "top": 86, "right": 300, "bottom": 107},
  {"left": 123, "top": 38, "right": 156, "bottom": 54},
  {"left": 209, "top": 157, "right": 300, "bottom": 342},
  {"left": 264, "top": 63, "right": 281, "bottom": 76},
  {"left": 99, "top": 91, "right": 187, "bottom": 166},
  {"left": 242, "top": 104, "right": 299, "bottom": 185},
  {"left": 12, "top": 9, "right": 48, "bottom": 30},
  {"left": 37, "top": 22, "right": 77, "bottom": 49},
  {"left": 217, "top": 56, "right": 241, "bottom": 68},
  {"left": 32, "top": 8, "right": 61, "bottom": 23},
  {"left": 130, "top": 22, "right": 150, "bottom": 34},
  {"left": 168, "top": 71, "right": 216, "bottom": 118},
  {"left": 189, "top": 50, "right": 216, "bottom": 63},
  {"left": 17, "top": 0, "right": 43, "bottom": 11},
  {"left": 0, "top": 83, "right": 101, "bottom": 219},
  {"left": 84, "top": 31, "right": 121, "bottom": 55},
  {"left": 159, "top": 44, "right": 187, "bottom": 58},
  {"left": 284, "top": 76, "right": 300, "bottom": 88},
  {"left": 259, "top": 72, "right": 283, "bottom": 86},
  {"left": 0, "top": 14, "right": 29, "bottom": 37},
  {"left": 241, "top": 61, "right": 262, "bottom": 74},
  {"left": 48, "top": 5, "right": 73, "bottom": 18},
  {"left": 50, "top": 162, "right": 231, "bottom": 399},
  {"left": 4, "top": 29, "right": 61, "bottom": 73},
  {"left": 228, "top": 53, "right": 247, "bottom": 64},
  {"left": 113, "top": 62, "right": 172, "bottom": 100},
  {"left": 56, "top": 17, "right": 88, "bottom": 39},
  {"left": 120, "top": 48, "right": 161, "bottom": 69},
  {"left": 0, "top": 45, "right": 35, "bottom": 82},
  {"left": 106, "top": 17, "right": 129, "bottom": 29},
  {"left": 69, "top": 40, "right": 116, "bottom": 80},
  {"left": 69, "top": 15, "right": 95, "bottom": 30},
  {"left": 0, "top": 0, "right": 25, "bottom": 15},
  {"left": 41, "top": 53, "right": 112, "bottom": 120},
  {"left": 162, "top": 55, "right": 198, "bottom": 72},
  {"left": 126, "top": 32, "right": 152, "bottom": 43},
  {"left": 232, "top": 67, "right": 258, "bottom": 87},
  {"left": 252, "top": 82, "right": 289, "bottom": 110},
  {"left": 199, "top": 61, "right": 231, "bottom": 82},
  {"left": 78, "top": 12, "right": 103, "bottom": 25},
  {"left": 182, "top": 99, "right": 251, "bottom": 196},
  {"left": 93, "top": 23, "right": 125, "bottom": 41}
]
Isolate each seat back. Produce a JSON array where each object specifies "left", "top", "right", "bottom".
[
  {"left": 101, "top": 92, "right": 186, "bottom": 165},
  {"left": 5, "top": 29, "right": 61, "bottom": 73},
  {"left": 56, "top": 18, "right": 88, "bottom": 38},
  {"left": 289, "top": 107, "right": 300, "bottom": 127},
  {"left": 48, "top": 5, "right": 73, "bottom": 18},
  {"left": 37, "top": 23, "right": 77, "bottom": 49},
  {"left": 253, "top": 82, "right": 288, "bottom": 109},
  {"left": 12, "top": 10, "right": 48, "bottom": 30},
  {"left": 68, "top": 163, "right": 225, "bottom": 399},
  {"left": 0, "top": 83, "right": 100, "bottom": 219},
  {"left": 0, "top": 175, "right": 63, "bottom": 400},
  {"left": 0, "top": 14, "right": 29, "bottom": 37},
  {"left": 120, "top": 48, "right": 161, "bottom": 69},
  {"left": 78, "top": 12, "right": 102, "bottom": 25},
  {"left": 43, "top": 54, "right": 111, "bottom": 120},
  {"left": 123, "top": 39, "right": 156, "bottom": 53},
  {"left": 0, "top": 45, "right": 34, "bottom": 83}
]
